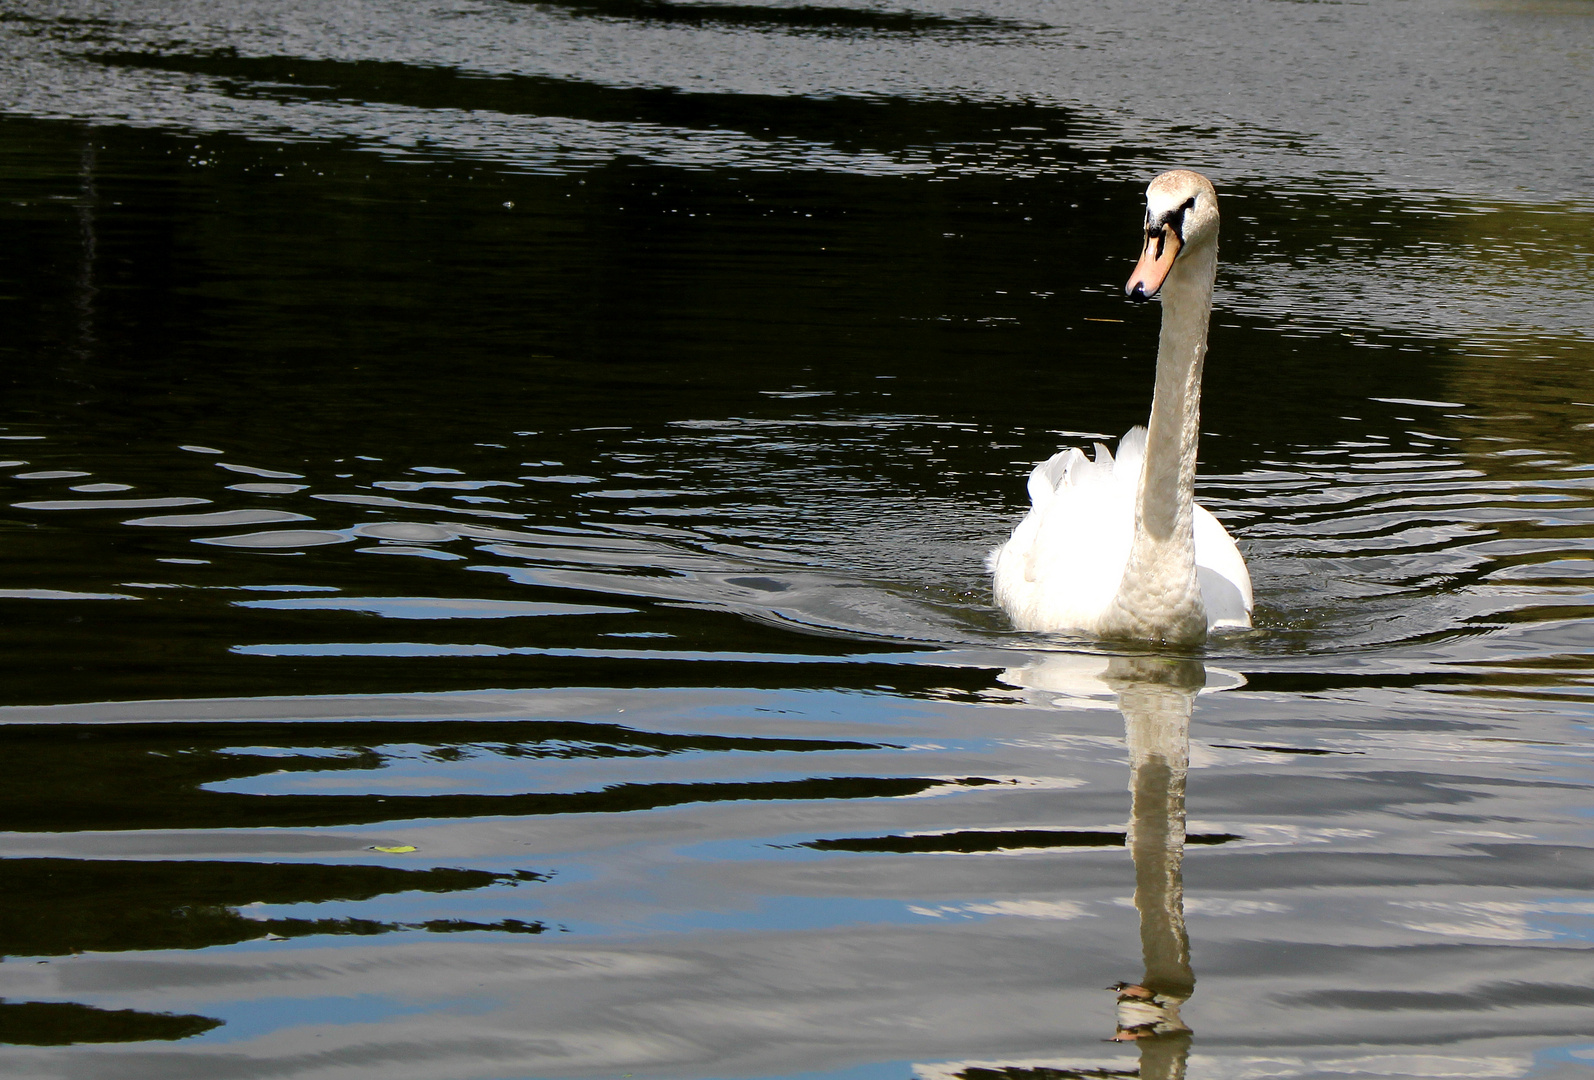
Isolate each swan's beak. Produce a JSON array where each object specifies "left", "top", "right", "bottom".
[{"left": 1125, "top": 226, "right": 1180, "bottom": 301}]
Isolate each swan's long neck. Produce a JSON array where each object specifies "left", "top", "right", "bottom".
[
  {"left": 1143, "top": 241, "right": 1215, "bottom": 543},
  {"left": 1106, "top": 240, "right": 1216, "bottom": 644}
]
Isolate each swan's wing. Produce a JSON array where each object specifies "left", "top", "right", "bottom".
[
  {"left": 990, "top": 435, "right": 1139, "bottom": 631},
  {"left": 1193, "top": 503, "right": 1252, "bottom": 630}
]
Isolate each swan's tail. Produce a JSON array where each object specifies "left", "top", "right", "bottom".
[
  {"left": 1027, "top": 447, "right": 1084, "bottom": 508},
  {"left": 989, "top": 428, "right": 1149, "bottom": 613},
  {"left": 1113, "top": 426, "right": 1147, "bottom": 487},
  {"left": 1026, "top": 428, "right": 1146, "bottom": 506}
]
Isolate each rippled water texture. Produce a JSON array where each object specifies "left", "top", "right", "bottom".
[{"left": 1, "top": 1, "right": 1593, "bottom": 1078}]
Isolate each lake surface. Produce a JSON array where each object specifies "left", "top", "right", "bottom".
[{"left": 1, "top": 1, "right": 1593, "bottom": 1077}]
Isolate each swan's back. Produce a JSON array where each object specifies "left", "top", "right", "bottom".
[{"left": 989, "top": 428, "right": 1251, "bottom": 636}]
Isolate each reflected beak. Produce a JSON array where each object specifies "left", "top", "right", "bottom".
[{"left": 1125, "top": 226, "right": 1180, "bottom": 301}]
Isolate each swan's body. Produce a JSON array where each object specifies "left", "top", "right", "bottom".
[{"left": 990, "top": 170, "right": 1251, "bottom": 645}]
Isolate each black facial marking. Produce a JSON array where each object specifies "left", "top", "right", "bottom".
[
  {"left": 1164, "top": 196, "right": 1197, "bottom": 243},
  {"left": 1143, "top": 194, "right": 1198, "bottom": 259}
]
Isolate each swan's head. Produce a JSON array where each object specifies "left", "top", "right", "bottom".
[{"left": 1125, "top": 170, "right": 1219, "bottom": 301}]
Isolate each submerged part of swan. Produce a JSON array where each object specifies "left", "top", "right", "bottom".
[{"left": 990, "top": 171, "right": 1253, "bottom": 645}]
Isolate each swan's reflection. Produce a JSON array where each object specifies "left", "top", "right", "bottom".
[
  {"left": 1103, "top": 657, "right": 1199, "bottom": 1078},
  {"left": 999, "top": 653, "right": 1208, "bottom": 1080}
]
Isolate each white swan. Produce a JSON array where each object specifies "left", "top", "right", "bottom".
[{"left": 989, "top": 170, "right": 1252, "bottom": 646}]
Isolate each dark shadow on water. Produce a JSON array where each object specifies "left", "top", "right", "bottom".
[
  {"left": 0, "top": 858, "right": 546, "bottom": 957},
  {"left": 799, "top": 828, "right": 1240, "bottom": 854},
  {"left": 0, "top": 773, "right": 987, "bottom": 831},
  {"left": 510, "top": 0, "right": 1042, "bottom": 38},
  {"left": 0, "top": 717, "right": 909, "bottom": 830},
  {"left": 957, "top": 1068, "right": 1135, "bottom": 1080},
  {"left": 84, "top": 51, "right": 1077, "bottom": 154},
  {"left": 0, "top": 1000, "right": 222, "bottom": 1046}
]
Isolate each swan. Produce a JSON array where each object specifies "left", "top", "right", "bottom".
[{"left": 989, "top": 170, "right": 1252, "bottom": 646}]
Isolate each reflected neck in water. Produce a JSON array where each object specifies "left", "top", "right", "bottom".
[{"left": 1107, "top": 656, "right": 1199, "bottom": 1074}]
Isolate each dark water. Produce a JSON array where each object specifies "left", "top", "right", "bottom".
[{"left": 2, "top": 1, "right": 1593, "bottom": 1077}]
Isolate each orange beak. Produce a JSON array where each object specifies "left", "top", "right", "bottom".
[{"left": 1125, "top": 225, "right": 1181, "bottom": 300}]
